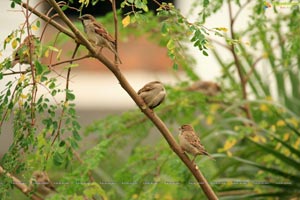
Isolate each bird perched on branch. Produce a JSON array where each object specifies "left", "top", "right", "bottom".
[
  {"left": 29, "top": 171, "right": 56, "bottom": 196},
  {"left": 185, "top": 81, "right": 221, "bottom": 96},
  {"left": 12, "top": 35, "right": 39, "bottom": 67},
  {"left": 138, "top": 81, "right": 166, "bottom": 109},
  {"left": 78, "top": 14, "right": 122, "bottom": 63},
  {"left": 178, "top": 124, "right": 214, "bottom": 162}
]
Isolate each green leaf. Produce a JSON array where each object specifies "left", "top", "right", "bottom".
[
  {"left": 35, "top": 61, "right": 48, "bottom": 75},
  {"left": 202, "top": 50, "right": 209, "bottom": 56},
  {"left": 84, "top": 183, "right": 108, "bottom": 200},
  {"left": 49, "top": 82, "right": 55, "bottom": 89},
  {"left": 53, "top": 152, "right": 64, "bottom": 166},
  {"left": 204, "top": 0, "right": 210, "bottom": 7},
  {"left": 36, "top": 20, "right": 40, "bottom": 28},
  {"left": 59, "top": 140, "right": 66, "bottom": 147},
  {"left": 167, "top": 39, "right": 175, "bottom": 50},
  {"left": 8, "top": 102, "right": 14, "bottom": 109},
  {"left": 161, "top": 23, "right": 168, "bottom": 35},
  {"left": 272, "top": 135, "right": 300, "bottom": 158},
  {"left": 246, "top": 138, "right": 300, "bottom": 171},
  {"left": 61, "top": 5, "right": 69, "bottom": 11},
  {"left": 51, "top": 90, "right": 57, "bottom": 96},
  {"left": 66, "top": 90, "right": 75, "bottom": 101},
  {"left": 173, "top": 63, "right": 178, "bottom": 70},
  {"left": 135, "top": 0, "right": 143, "bottom": 8},
  {"left": 142, "top": 5, "right": 149, "bottom": 12},
  {"left": 230, "top": 156, "right": 300, "bottom": 182},
  {"left": 10, "top": 1, "right": 15, "bottom": 8},
  {"left": 72, "top": 131, "right": 82, "bottom": 141}
]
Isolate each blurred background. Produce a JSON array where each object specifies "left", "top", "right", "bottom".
[
  {"left": 0, "top": 0, "right": 277, "bottom": 155},
  {"left": 2, "top": 1, "right": 300, "bottom": 199}
]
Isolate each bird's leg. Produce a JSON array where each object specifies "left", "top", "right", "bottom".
[
  {"left": 179, "top": 147, "right": 186, "bottom": 155},
  {"left": 96, "top": 46, "right": 104, "bottom": 55},
  {"left": 191, "top": 155, "right": 197, "bottom": 163}
]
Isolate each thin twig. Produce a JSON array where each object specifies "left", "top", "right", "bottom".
[
  {"left": 209, "top": 38, "right": 231, "bottom": 50},
  {"left": 50, "top": 43, "right": 80, "bottom": 147},
  {"left": 2, "top": 70, "right": 30, "bottom": 76},
  {"left": 228, "top": 0, "right": 253, "bottom": 121},
  {"left": 244, "top": 56, "right": 264, "bottom": 83},
  {"left": 112, "top": 0, "right": 119, "bottom": 65},
  {"left": 70, "top": 146, "right": 95, "bottom": 182},
  {"left": 49, "top": 55, "right": 90, "bottom": 68},
  {"left": 232, "top": 0, "right": 251, "bottom": 24}
]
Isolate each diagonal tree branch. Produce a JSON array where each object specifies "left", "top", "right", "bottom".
[
  {"left": 20, "top": 1, "right": 218, "bottom": 199},
  {"left": 0, "top": 165, "right": 42, "bottom": 200}
]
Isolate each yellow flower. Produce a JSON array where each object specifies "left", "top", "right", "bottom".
[
  {"left": 216, "top": 27, "right": 228, "bottom": 32},
  {"left": 154, "top": 194, "right": 160, "bottom": 199},
  {"left": 223, "top": 139, "right": 237, "bottom": 151},
  {"left": 270, "top": 125, "right": 276, "bottom": 132},
  {"left": 210, "top": 104, "right": 220, "bottom": 113},
  {"left": 234, "top": 126, "right": 240, "bottom": 131},
  {"left": 262, "top": 52, "right": 268, "bottom": 58},
  {"left": 227, "top": 151, "right": 232, "bottom": 157},
  {"left": 79, "top": 0, "right": 89, "bottom": 6},
  {"left": 276, "top": 120, "right": 285, "bottom": 127},
  {"left": 283, "top": 133, "right": 290, "bottom": 141},
  {"left": 31, "top": 25, "right": 38, "bottom": 31},
  {"left": 18, "top": 74, "right": 25, "bottom": 84},
  {"left": 260, "top": 104, "right": 268, "bottom": 112},
  {"left": 266, "top": 96, "right": 273, "bottom": 101},
  {"left": 287, "top": 118, "right": 298, "bottom": 128},
  {"left": 20, "top": 94, "right": 28, "bottom": 99},
  {"left": 206, "top": 115, "right": 213, "bottom": 125},
  {"left": 18, "top": 99, "right": 23, "bottom": 107},
  {"left": 251, "top": 135, "right": 266, "bottom": 143},
  {"left": 44, "top": 49, "right": 49, "bottom": 58},
  {"left": 122, "top": 15, "right": 131, "bottom": 28},
  {"left": 275, "top": 142, "right": 281, "bottom": 150},
  {"left": 226, "top": 180, "right": 233, "bottom": 186},
  {"left": 283, "top": 149, "right": 291, "bottom": 156},
  {"left": 162, "top": 194, "right": 173, "bottom": 200},
  {"left": 244, "top": 41, "right": 250, "bottom": 46},
  {"left": 294, "top": 138, "right": 300, "bottom": 148},
  {"left": 11, "top": 39, "right": 18, "bottom": 49}
]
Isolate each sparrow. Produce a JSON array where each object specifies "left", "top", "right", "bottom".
[
  {"left": 78, "top": 14, "right": 122, "bottom": 63},
  {"left": 137, "top": 81, "right": 166, "bottom": 109},
  {"left": 178, "top": 124, "right": 214, "bottom": 162},
  {"left": 29, "top": 171, "right": 56, "bottom": 196},
  {"left": 12, "top": 35, "right": 39, "bottom": 67},
  {"left": 185, "top": 81, "right": 221, "bottom": 96}
]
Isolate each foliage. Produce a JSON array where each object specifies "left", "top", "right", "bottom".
[{"left": 0, "top": 0, "right": 300, "bottom": 199}]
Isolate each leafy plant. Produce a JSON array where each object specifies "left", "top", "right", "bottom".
[{"left": 1, "top": 0, "right": 300, "bottom": 200}]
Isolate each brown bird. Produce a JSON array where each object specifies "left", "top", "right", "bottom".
[
  {"left": 138, "top": 81, "right": 166, "bottom": 109},
  {"left": 12, "top": 35, "right": 39, "bottom": 67},
  {"left": 78, "top": 14, "right": 122, "bottom": 63},
  {"left": 186, "top": 81, "right": 221, "bottom": 96},
  {"left": 29, "top": 171, "right": 56, "bottom": 196},
  {"left": 178, "top": 124, "right": 214, "bottom": 162}
]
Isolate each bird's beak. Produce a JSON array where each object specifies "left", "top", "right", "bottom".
[
  {"left": 78, "top": 16, "right": 83, "bottom": 20},
  {"left": 178, "top": 127, "right": 182, "bottom": 131}
]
